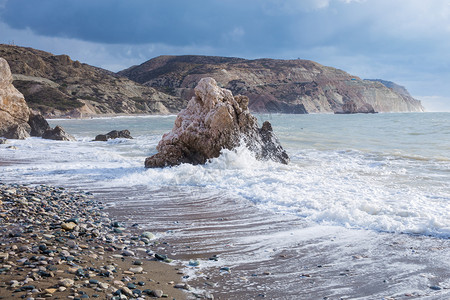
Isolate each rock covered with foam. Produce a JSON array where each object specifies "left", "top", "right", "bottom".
[{"left": 145, "top": 77, "right": 289, "bottom": 168}]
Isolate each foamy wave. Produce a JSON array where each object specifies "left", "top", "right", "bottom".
[{"left": 2, "top": 132, "right": 449, "bottom": 238}]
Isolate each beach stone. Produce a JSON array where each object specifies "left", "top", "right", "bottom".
[
  {"left": 145, "top": 77, "right": 289, "bottom": 168},
  {"left": 128, "top": 266, "right": 143, "bottom": 274},
  {"left": 61, "top": 222, "right": 77, "bottom": 231},
  {"left": 152, "top": 289, "right": 163, "bottom": 298},
  {"left": 43, "top": 288, "right": 57, "bottom": 294},
  {"left": 10, "top": 280, "right": 20, "bottom": 287},
  {"left": 0, "top": 252, "right": 9, "bottom": 262},
  {"left": 98, "top": 282, "right": 109, "bottom": 289},
  {"left": 121, "top": 286, "right": 133, "bottom": 297},
  {"left": 141, "top": 232, "right": 155, "bottom": 240},
  {"left": 122, "top": 250, "right": 135, "bottom": 257},
  {"left": 174, "top": 283, "right": 191, "bottom": 290},
  {"left": 127, "top": 283, "right": 136, "bottom": 289},
  {"left": 59, "top": 278, "right": 75, "bottom": 287},
  {"left": 189, "top": 260, "right": 200, "bottom": 267}
]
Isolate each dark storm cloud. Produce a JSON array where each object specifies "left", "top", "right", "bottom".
[
  {"left": 1, "top": 0, "right": 450, "bottom": 110},
  {"left": 0, "top": 0, "right": 367, "bottom": 54},
  {"left": 1, "top": 0, "right": 285, "bottom": 48}
]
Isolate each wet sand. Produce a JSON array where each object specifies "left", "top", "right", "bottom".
[{"left": 102, "top": 186, "right": 450, "bottom": 300}]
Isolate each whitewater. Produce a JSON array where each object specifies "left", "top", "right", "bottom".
[{"left": 1, "top": 112, "right": 449, "bottom": 299}]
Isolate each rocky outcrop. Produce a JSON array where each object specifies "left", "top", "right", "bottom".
[
  {"left": 145, "top": 78, "right": 289, "bottom": 168},
  {"left": 42, "top": 125, "right": 75, "bottom": 141},
  {"left": 119, "top": 55, "right": 425, "bottom": 114},
  {"left": 0, "top": 44, "right": 183, "bottom": 118},
  {"left": 94, "top": 130, "right": 133, "bottom": 141},
  {"left": 0, "top": 57, "right": 31, "bottom": 139},
  {"left": 28, "top": 112, "right": 51, "bottom": 136}
]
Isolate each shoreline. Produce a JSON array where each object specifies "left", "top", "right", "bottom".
[
  {"left": 0, "top": 182, "right": 200, "bottom": 300},
  {"left": 43, "top": 111, "right": 435, "bottom": 121}
]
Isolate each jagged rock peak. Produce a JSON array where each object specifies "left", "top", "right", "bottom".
[{"left": 145, "top": 77, "right": 289, "bottom": 168}]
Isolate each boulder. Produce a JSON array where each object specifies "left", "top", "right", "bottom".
[
  {"left": 94, "top": 130, "right": 133, "bottom": 141},
  {"left": 145, "top": 77, "right": 289, "bottom": 168},
  {"left": 0, "top": 57, "right": 30, "bottom": 139},
  {"left": 42, "top": 125, "right": 75, "bottom": 141},
  {"left": 4, "top": 123, "right": 31, "bottom": 139},
  {"left": 28, "top": 112, "right": 51, "bottom": 137}
]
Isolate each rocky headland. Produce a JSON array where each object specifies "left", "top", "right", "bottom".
[
  {"left": 2, "top": 45, "right": 425, "bottom": 117},
  {"left": 119, "top": 55, "right": 425, "bottom": 114},
  {"left": 0, "top": 45, "right": 184, "bottom": 118},
  {"left": 145, "top": 77, "right": 289, "bottom": 168}
]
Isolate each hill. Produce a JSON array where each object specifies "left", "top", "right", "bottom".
[
  {"left": 0, "top": 45, "right": 185, "bottom": 117},
  {"left": 119, "top": 55, "right": 424, "bottom": 113}
]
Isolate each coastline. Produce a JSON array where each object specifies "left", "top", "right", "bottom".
[
  {"left": 1, "top": 113, "right": 449, "bottom": 299},
  {"left": 0, "top": 182, "right": 193, "bottom": 300},
  {"left": 44, "top": 110, "right": 434, "bottom": 121}
]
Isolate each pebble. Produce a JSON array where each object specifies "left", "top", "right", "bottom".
[
  {"left": 141, "top": 232, "right": 155, "bottom": 240},
  {"left": 61, "top": 222, "right": 77, "bottom": 231},
  {"left": 122, "top": 250, "right": 135, "bottom": 257},
  {"left": 189, "top": 260, "right": 200, "bottom": 267},
  {"left": 129, "top": 266, "right": 144, "bottom": 273},
  {"left": 43, "top": 288, "right": 57, "bottom": 294},
  {"left": 152, "top": 289, "right": 164, "bottom": 298},
  {"left": 0, "top": 183, "right": 186, "bottom": 300}
]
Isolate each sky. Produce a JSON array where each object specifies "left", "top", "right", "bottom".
[{"left": 1, "top": 0, "right": 450, "bottom": 111}]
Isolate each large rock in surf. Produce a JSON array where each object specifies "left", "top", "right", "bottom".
[
  {"left": 145, "top": 77, "right": 289, "bottom": 168},
  {"left": 42, "top": 125, "right": 75, "bottom": 141},
  {"left": 0, "top": 57, "right": 31, "bottom": 139},
  {"left": 94, "top": 129, "right": 133, "bottom": 141},
  {"left": 28, "top": 112, "right": 51, "bottom": 137}
]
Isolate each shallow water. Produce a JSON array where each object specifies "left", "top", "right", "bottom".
[{"left": 1, "top": 112, "right": 449, "bottom": 299}]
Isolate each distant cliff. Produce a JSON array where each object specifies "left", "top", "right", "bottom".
[
  {"left": 119, "top": 55, "right": 425, "bottom": 113},
  {"left": 0, "top": 45, "right": 184, "bottom": 117}
]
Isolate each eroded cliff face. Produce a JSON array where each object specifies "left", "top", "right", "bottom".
[
  {"left": 119, "top": 55, "right": 425, "bottom": 114},
  {"left": 0, "top": 45, "right": 184, "bottom": 118},
  {"left": 0, "top": 57, "right": 30, "bottom": 139}
]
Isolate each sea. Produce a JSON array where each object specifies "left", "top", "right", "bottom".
[{"left": 1, "top": 112, "right": 449, "bottom": 299}]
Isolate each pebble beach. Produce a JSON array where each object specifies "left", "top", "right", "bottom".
[{"left": 0, "top": 182, "right": 203, "bottom": 300}]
